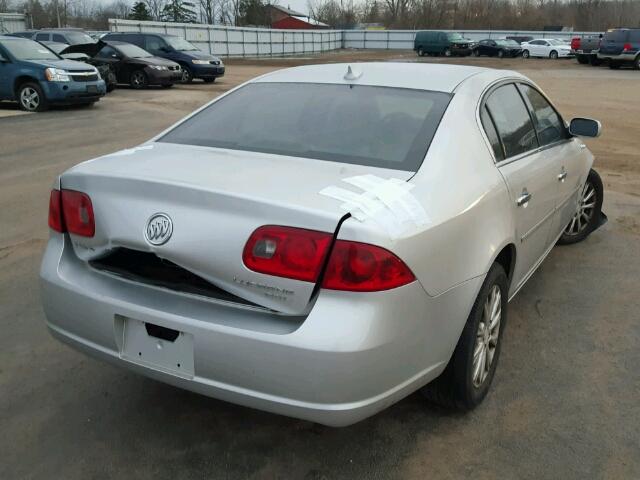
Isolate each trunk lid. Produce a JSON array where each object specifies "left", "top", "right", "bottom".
[{"left": 61, "top": 142, "right": 413, "bottom": 314}]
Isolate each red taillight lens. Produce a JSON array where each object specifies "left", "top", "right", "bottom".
[
  {"left": 571, "top": 37, "right": 580, "bottom": 49},
  {"left": 243, "top": 226, "right": 333, "bottom": 282},
  {"left": 60, "top": 189, "right": 95, "bottom": 237},
  {"left": 623, "top": 42, "right": 633, "bottom": 51},
  {"left": 48, "top": 189, "right": 64, "bottom": 233},
  {"left": 322, "top": 240, "right": 415, "bottom": 292}
]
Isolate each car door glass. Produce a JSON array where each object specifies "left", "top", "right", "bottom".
[
  {"left": 145, "top": 36, "right": 165, "bottom": 53},
  {"left": 480, "top": 105, "right": 505, "bottom": 161},
  {"left": 485, "top": 84, "right": 539, "bottom": 158},
  {"left": 52, "top": 34, "right": 66, "bottom": 43},
  {"left": 35, "top": 33, "right": 49, "bottom": 42},
  {"left": 96, "top": 46, "right": 118, "bottom": 59},
  {"left": 518, "top": 84, "right": 567, "bottom": 146}
]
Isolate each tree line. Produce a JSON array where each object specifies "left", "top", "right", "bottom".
[{"left": 2, "top": 0, "right": 640, "bottom": 31}]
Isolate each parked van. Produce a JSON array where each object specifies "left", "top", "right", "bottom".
[
  {"left": 414, "top": 31, "right": 471, "bottom": 57},
  {"left": 102, "top": 32, "right": 225, "bottom": 83}
]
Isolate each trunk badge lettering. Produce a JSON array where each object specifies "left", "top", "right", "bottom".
[{"left": 145, "top": 213, "right": 173, "bottom": 246}]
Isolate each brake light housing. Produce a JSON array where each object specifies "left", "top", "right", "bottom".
[
  {"left": 243, "top": 226, "right": 332, "bottom": 282},
  {"left": 623, "top": 42, "right": 633, "bottom": 51},
  {"left": 571, "top": 37, "right": 581, "bottom": 50},
  {"left": 48, "top": 188, "right": 95, "bottom": 237},
  {"left": 322, "top": 240, "right": 415, "bottom": 292}
]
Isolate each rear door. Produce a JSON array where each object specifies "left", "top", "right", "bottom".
[
  {"left": 482, "top": 83, "right": 559, "bottom": 289},
  {"left": 600, "top": 29, "right": 628, "bottom": 55},
  {"left": 0, "top": 44, "right": 13, "bottom": 98}
]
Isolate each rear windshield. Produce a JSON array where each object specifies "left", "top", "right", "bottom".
[
  {"left": 116, "top": 44, "right": 152, "bottom": 58},
  {"left": 447, "top": 33, "right": 464, "bottom": 41},
  {"left": 160, "top": 82, "right": 451, "bottom": 171},
  {"left": 604, "top": 30, "right": 628, "bottom": 42}
]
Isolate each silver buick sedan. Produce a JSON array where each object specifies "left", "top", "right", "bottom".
[{"left": 41, "top": 63, "right": 605, "bottom": 426}]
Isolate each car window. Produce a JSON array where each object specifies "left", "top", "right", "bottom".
[
  {"left": 480, "top": 105, "right": 504, "bottom": 161},
  {"left": 52, "top": 34, "right": 66, "bottom": 43},
  {"left": 485, "top": 84, "right": 539, "bottom": 158},
  {"left": 2, "top": 38, "right": 59, "bottom": 61},
  {"left": 165, "top": 36, "right": 198, "bottom": 51},
  {"left": 628, "top": 30, "right": 640, "bottom": 42},
  {"left": 116, "top": 44, "right": 153, "bottom": 58},
  {"left": 160, "top": 82, "right": 452, "bottom": 171},
  {"left": 145, "top": 36, "right": 166, "bottom": 52},
  {"left": 604, "top": 30, "right": 628, "bottom": 42},
  {"left": 96, "top": 45, "right": 118, "bottom": 58},
  {"left": 35, "top": 33, "right": 49, "bottom": 42},
  {"left": 518, "top": 84, "right": 567, "bottom": 146}
]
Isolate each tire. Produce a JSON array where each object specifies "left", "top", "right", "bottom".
[
  {"left": 522, "top": 49, "right": 530, "bottom": 59},
  {"left": 549, "top": 50, "right": 559, "bottom": 59},
  {"left": 577, "top": 54, "right": 589, "bottom": 64},
  {"left": 130, "top": 69, "right": 148, "bottom": 89},
  {"left": 161, "top": 83, "right": 174, "bottom": 88},
  {"left": 557, "top": 169, "right": 604, "bottom": 245},
  {"left": 609, "top": 60, "right": 621, "bottom": 69},
  {"left": 589, "top": 56, "right": 602, "bottom": 66},
  {"left": 106, "top": 83, "right": 116, "bottom": 93},
  {"left": 633, "top": 56, "right": 640, "bottom": 70},
  {"left": 181, "top": 65, "right": 193, "bottom": 83},
  {"left": 203, "top": 78, "right": 216, "bottom": 83},
  {"left": 421, "top": 263, "right": 508, "bottom": 410},
  {"left": 472, "top": 49, "right": 480, "bottom": 57},
  {"left": 443, "top": 48, "right": 452, "bottom": 57},
  {"left": 497, "top": 49, "right": 504, "bottom": 58},
  {"left": 17, "top": 82, "right": 48, "bottom": 112},
  {"left": 417, "top": 47, "right": 425, "bottom": 57}
]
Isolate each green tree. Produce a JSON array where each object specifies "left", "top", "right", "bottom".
[
  {"left": 160, "top": 0, "right": 197, "bottom": 22},
  {"left": 129, "top": 1, "right": 152, "bottom": 20},
  {"left": 237, "top": 0, "right": 267, "bottom": 26}
]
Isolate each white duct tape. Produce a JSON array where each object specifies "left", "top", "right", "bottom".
[
  {"left": 108, "top": 145, "right": 154, "bottom": 157},
  {"left": 319, "top": 175, "right": 429, "bottom": 239}
]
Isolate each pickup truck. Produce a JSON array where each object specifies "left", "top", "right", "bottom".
[{"left": 571, "top": 35, "right": 603, "bottom": 65}]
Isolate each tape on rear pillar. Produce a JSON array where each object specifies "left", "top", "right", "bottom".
[{"left": 319, "top": 174, "right": 429, "bottom": 239}]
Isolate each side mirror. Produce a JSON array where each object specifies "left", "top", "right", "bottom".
[
  {"left": 160, "top": 46, "right": 170, "bottom": 53},
  {"left": 0, "top": 54, "right": 8, "bottom": 63},
  {"left": 569, "top": 117, "right": 601, "bottom": 138}
]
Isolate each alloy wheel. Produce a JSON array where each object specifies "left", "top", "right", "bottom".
[
  {"left": 131, "top": 71, "right": 146, "bottom": 88},
  {"left": 472, "top": 285, "right": 501, "bottom": 388},
  {"left": 20, "top": 87, "right": 40, "bottom": 111},
  {"left": 564, "top": 181, "right": 596, "bottom": 237}
]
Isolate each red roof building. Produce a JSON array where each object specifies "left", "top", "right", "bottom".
[{"left": 266, "top": 5, "right": 329, "bottom": 30}]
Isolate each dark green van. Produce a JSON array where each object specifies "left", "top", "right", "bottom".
[{"left": 414, "top": 31, "right": 472, "bottom": 57}]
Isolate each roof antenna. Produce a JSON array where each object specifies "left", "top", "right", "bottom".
[{"left": 344, "top": 65, "right": 362, "bottom": 81}]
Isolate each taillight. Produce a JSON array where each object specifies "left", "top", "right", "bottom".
[
  {"left": 243, "top": 226, "right": 332, "bottom": 282},
  {"left": 48, "top": 188, "right": 95, "bottom": 237},
  {"left": 623, "top": 42, "right": 633, "bottom": 51},
  {"left": 48, "top": 189, "right": 64, "bottom": 233},
  {"left": 322, "top": 240, "right": 415, "bottom": 292},
  {"left": 571, "top": 37, "right": 580, "bottom": 50}
]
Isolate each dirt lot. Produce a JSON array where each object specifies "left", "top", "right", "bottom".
[{"left": 1, "top": 51, "right": 639, "bottom": 479}]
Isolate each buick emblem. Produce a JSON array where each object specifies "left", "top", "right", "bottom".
[{"left": 145, "top": 213, "right": 173, "bottom": 246}]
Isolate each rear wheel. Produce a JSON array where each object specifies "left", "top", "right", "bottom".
[
  {"left": 421, "top": 263, "right": 508, "bottom": 410},
  {"left": 443, "top": 48, "right": 452, "bottom": 57},
  {"left": 130, "top": 70, "right": 148, "bottom": 89},
  {"left": 417, "top": 47, "right": 425, "bottom": 57},
  {"left": 522, "top": 49, "right": 530, "bottom": 58},
  {"left": 577, "top": 54, "right": 589, "bottom": 64},
  {"left": 550, "top": 50, "right": 559, "bottom": 59},
  {"left": 17, "top": 82, "right": 48, "bottom": 112},
  {"left": 181, "top": 66, "right": 193, "bottom": 83},
  {"left": 558, "top": 169, "right": 604, "bottom": 245},
  {"left": 609, "top": 60, "right": 621, "bottom": 69},
  {"left": 633, "top": 56, "right": 640, "bottom": 70},
  {"left": 497, "top": 49, "right": 504, "bottom": 58},
  {"left": 472, "top": 49, "right": 480, "bottom": 57}
]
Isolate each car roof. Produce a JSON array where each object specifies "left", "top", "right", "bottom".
[
  {"left": 107, "top": 32, "right": 176, "bottom": 38},
  {"left": 254, "top": 62, "right": 497, "bottom": 94}
]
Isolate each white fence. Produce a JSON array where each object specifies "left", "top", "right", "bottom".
[
  {"left": 0, "top": 13, "right": 27, "bottom": 34},
  {"left": 343, "top": 29, "right": 602, "bottom": 49},
  {"left": 109, "top": 19, "right": 342, "bottom": 57},
  {"left": 108, "top": 20, "right": 603, "bottom": 57}
]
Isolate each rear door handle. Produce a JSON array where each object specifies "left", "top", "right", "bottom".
[
  {"left": 558, "top": 169, "right": 568, "bottom": 181},
  {"left": 516, "top": 189, "right": 532, "bottom": 207}
]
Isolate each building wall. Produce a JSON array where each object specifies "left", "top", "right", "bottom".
[{"left": 0, "top": 13, "right": 27, "bottom": 34}]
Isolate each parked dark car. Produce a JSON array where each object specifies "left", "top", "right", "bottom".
[
  {"left": 471, "top": 39, "right": 522, "bottom": 58},
  {"left": 571, "top": 35, "right": 602, "bottom": 65},
  {"left": 61, "top": 40, "right": 182, "bottom": 89},
  {"left": 31, "top": 29, "right": 95, "bottom": 46},
  {"left": 41, "top": 41, "right": 117, "bottom": 92},
  {"left": 506, "top": 36, "right": 534, "bottom": 44},
  {"left": 0, "top": 35, "right": 105, "bottom": 112},
  {"left": 7, "top": 30, "right": 37, "bottom": 39},
  {"left": 102, "top": 32, "right": 225, "bottom": 83},
  {"left": 414, "top": 31, "right": 471, "bottom": 57},
  {"left": 597, "top": 28, "right": 640, "bottom": 69}
]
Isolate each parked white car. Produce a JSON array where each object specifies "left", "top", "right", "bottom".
[{"left": 522, "top": 39, "right": 574, "bottom": 59}]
